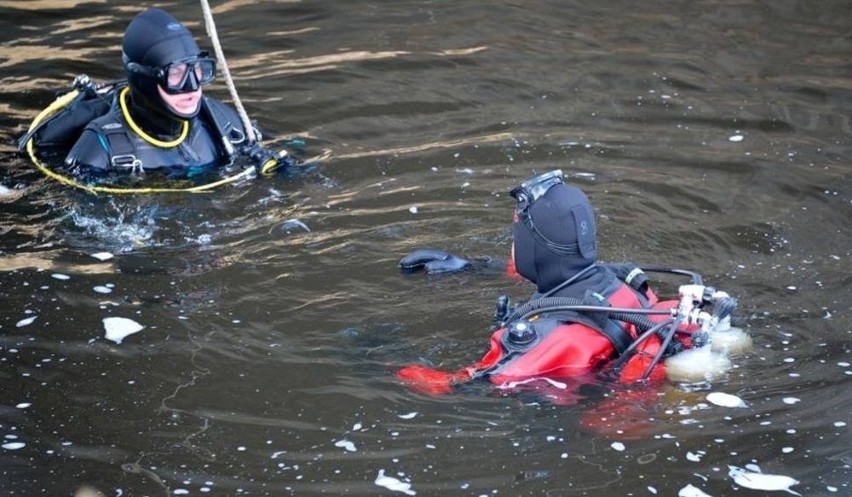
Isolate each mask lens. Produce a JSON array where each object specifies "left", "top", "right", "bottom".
[
  {"left": 195, "top": 58, "right": 216, "bottom": 84},
  {"left": 166, "top": 63, "right": 192, "bottom": 89},
  {"left": 161, "top": 57, "right": 217, "bottom": 93}
]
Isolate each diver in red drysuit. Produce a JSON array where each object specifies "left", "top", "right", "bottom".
[{"left": 397, "top": 171, "right": 715, "bottom": 428}]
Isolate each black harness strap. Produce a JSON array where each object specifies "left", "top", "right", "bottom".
[
  {"left": 542, "top": 310, "right": 633, "bottom": 356},
  {"left": 99, "top": 120, "right": 140, "bottom": 170},
  {"left": 201, "top": 97, "right": 241, "bottom": 159}
]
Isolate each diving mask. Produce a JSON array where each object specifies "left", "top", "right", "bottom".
[
  {"left": 509, "top": 169, "right": 564, "bottom": 212},
  {"left": 126, "top": 52, "right": 217, "bottom": 94}
]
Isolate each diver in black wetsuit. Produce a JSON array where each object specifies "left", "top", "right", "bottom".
[{"left": 64, "top": 8, "right": 284, "bottom": 176}]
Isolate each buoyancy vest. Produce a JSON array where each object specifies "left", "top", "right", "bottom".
[
  {"left": 22, "top": 80, "right": 247, "bottom": 173},
  {"left": 468, "top": 265, "right": 694, "bottom": 385},
  {"left": 64, "top": 92, "right": 246, "bottom": 173}
]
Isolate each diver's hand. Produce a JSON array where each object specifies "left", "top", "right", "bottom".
[
  {"left": 243, "top": 142, "right": 294, "bottom": 175},
  {"left": 399, "top": 248, "right": 472, "bottom": 274}
]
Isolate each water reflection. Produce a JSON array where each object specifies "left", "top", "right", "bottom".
[{"left": 1, "top": 0, "right": 851, "bottom": 496}]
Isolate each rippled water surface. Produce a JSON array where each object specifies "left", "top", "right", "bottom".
[{"left": 1, "top": 1, "right": 850, "bottom": 495}]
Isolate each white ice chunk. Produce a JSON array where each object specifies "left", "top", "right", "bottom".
[
  {"left": 678, "top": 484, "right": 713, "bottom": 497},
  {"left": 335, "top": 439, "right": 357, "bottom": 452},
  {"left": 91, "top": 252, "right": 114, "bottom": 261},
  {"left": 728, "top": 465, "right": 800, "bottom": 495},
  {"left": 16, "top": 316, "right": 37, "bottom": 328},
  {"left": 707, "top": 392, "right": 748, "bottom": 408},
  {"left": 398, "top": 412, "right": 418, "bottom": 420},
  {"left": 103, "top": 317, "right": 145, "bottom": 344},
  {"left": 375, "top": 469, "right": 415, "bottom": 495}
]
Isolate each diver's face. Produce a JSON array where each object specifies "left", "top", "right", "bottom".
[{"left": 157, "top": 85, "right": 202, "bottom": 117}]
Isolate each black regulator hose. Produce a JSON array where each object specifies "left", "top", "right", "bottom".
[
  {"left": 641, "top": 318, "right": 680, "bottom": 380},
  {"left": 640, "top": 266, "right": 704, "bottom": 286},
  {"left": 608, "top": 319, "right": 674, "bottom": 372},
  {"left": 506, "top": 297, "right": 672, "bottom": 333}
]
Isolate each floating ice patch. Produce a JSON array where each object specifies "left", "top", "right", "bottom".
[
  {"left": 51, "top": 273, "right": 70, "bottom": 280},
  {"left": 335, "top": 439, "right": 357, "bottom": 452},
  {"left": 707, "top": 392, "right": 747, "bottom": 408},
  {"left": 686, "top": 450, "right": 704, "bottom": 462},
  {"left": 611, "top": 442, "right": 626, "bottom": 452},
  {"left": 398, "top": 412, "right": 418, "bottom": 420},
  {"left": 2, "top": 442, "right": 25, "bottom": 450},
  {"left": 91, "top": 252, "right": 114, "bottom": 261},
  {"left": 103, "top": 317, "right": 144, "bottom": 344},
  {"left": 729, "top": 134, "right": 744, "bottom": 142},
  {"left": 93, "top": 286, "right": 112, "bottom": 294},
  {"left": 16, "top": 316, "right": 37, "bottom": 328},
  {"left": 375, "top": 469, "right": 415, "bottom": 495},
  {"left": 728, "top": 465, "right": 800, "bottom": 495},
  {"left": 678, "top": 484, "right": 712, "bottom": 497},
  {"left": 408, "top": 206, "right": 418, "bottom": 214},
  {"left": 782, "top": 397, "right": 800, "bottom": 405},
  {"left": 16, "top": 403, "right": 31, "bottom": 409}
]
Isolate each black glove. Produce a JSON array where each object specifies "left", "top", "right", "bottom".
[
  {"left": 243, "top": 142, "right": 294, "bottom": 175},
  {"left": 399, "top": 248, "right": 472, "bottom": 274}
]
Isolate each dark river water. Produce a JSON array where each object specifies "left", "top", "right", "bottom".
[{"left": 1, "top": 0, "right": 850, "bottom": 495}]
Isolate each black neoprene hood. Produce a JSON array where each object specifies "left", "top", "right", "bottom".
[
  {"left": 513, "top": 182, "right": 598, "bottom": 294},
  {"left": 122, "top": 8, "right": 203, "bottom": 119},
  {"left": 122, "top": 8, "right": 200, "bottom": 71}
]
